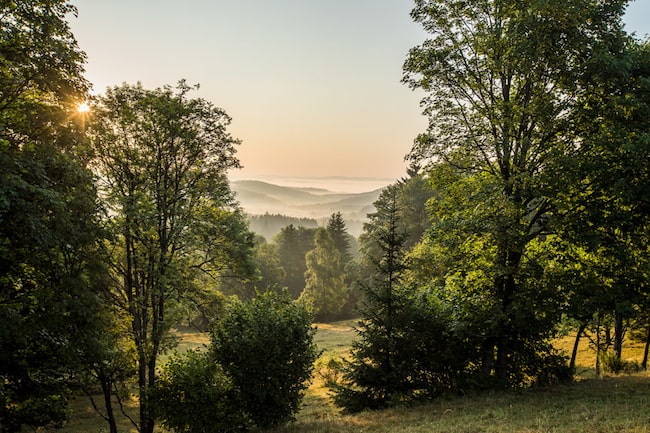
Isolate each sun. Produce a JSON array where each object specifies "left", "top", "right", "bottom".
[{"left": 77, "top": 101, "right": 90, "bottom": 113}]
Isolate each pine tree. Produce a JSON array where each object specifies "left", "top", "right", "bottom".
[
  {"left": 326, "top": 212, "right": 352, "bottom": 263},
  {"left": 333, "top": 187, "right": 409, "bottom": 410}
]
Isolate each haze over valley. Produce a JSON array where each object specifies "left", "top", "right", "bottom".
[{"left": 230, "top": 177, "right": 387, "bottom": 239}]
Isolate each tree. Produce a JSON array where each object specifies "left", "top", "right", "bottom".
[
  {"left": 301, "top": 228, "right": 347, "bottom": 321},
  {"left": 0, "top": 1, "right": 105, "bottom": 431},
  {"left": 334, "top": 186, "right": 408, "bottom": 410},
  {"left": 237, "top": 236, "right": 287, "bottom": 299},
  {"left": 326, "top": 212, "right": 352, "bottom": 264},
  {"left": 552, "top": 37, "right": 650, "bottom": 366},
  {"left": 210, "top": 291, "right": 318, "bottom": 429},
  {"left": 88, "top": 82, "right": 255, "bottom": 433},
  {"left": 403, "top": 0, "right": 630, "bottom": 386},
  {"left": 274, "top": 224, "right": 315, "bottom": 298},
  {"left": 334, "top": 186, "right": 466, "bottom": 412}
]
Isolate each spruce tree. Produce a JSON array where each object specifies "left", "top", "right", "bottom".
[{"left": 333, "top": 186, "right": 410, "bottom": 410}]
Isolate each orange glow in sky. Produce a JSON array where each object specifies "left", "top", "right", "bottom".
[{"left": 69, "top": 0, "right": 649, "bottom": 182}]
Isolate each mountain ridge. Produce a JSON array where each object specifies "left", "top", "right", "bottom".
[{"left": 231, "top": 179, "right": 386, "bottom": 238}]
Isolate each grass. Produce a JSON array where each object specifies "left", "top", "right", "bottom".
[{"left": 56, "top": 322, "right": 650, "bottom": 433}]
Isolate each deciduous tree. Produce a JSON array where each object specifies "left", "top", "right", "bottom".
[
  {"left": 403, "top": 0, "right": 630, "bottom": 385},
  {"left": 88, "top": 82, "right": 255, "bottom": 433},
  {"left": 0, "top": 2, "right": 104, "bottom": 431},
  {"left": 301, "top": 228, "right": 347, "bottom": 321}
]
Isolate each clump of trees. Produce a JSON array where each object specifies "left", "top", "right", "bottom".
[
  {"left": 332, "top": 0, "right": 650, "bottom": 413},
  {"left": 246, "top": 212, "right": 360, "bottom": 321},
  {"left": 1, "top": 2, "right": 318, "bottom": 432}
]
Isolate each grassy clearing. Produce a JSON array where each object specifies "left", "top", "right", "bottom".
[
  {"left": 273, "top": 375, "right": 650, "bottom": 433},
  {"left": 279, "top": 323, "right": 650, "bottom": 433},
  {"left": 57, "top": 322, "right": 650, "bottom": 433}
]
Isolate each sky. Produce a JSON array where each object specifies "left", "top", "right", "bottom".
[{"left": 69, "top": 1, "right": 650, "bottom": 187}]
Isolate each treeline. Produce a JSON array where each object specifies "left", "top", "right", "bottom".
[
  {"left": 247, "top": 213, "right": 318, "bottom": 240},
  {"left": 246, "top": 212, "right": 368, "bottom": 240}
]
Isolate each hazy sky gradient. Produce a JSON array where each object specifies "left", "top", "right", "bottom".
[{"left": 69, "top": 1, "right": 650, "bottom": 182}]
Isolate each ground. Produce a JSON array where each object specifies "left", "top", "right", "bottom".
[{"left": 55, "top": 321, "right": 650, "bottom": 433}]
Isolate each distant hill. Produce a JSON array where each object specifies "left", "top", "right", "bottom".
[{"left": 231, "top": 180, "right": 385, "bottom": 238}]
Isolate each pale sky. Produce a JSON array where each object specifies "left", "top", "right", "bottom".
[{"left": 69, "top": 1, "right": 650, "bottom": 183}]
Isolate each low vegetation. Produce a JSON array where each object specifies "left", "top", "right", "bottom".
[{"left": 58, "top": 321, "right": 650, "bottom": 433}]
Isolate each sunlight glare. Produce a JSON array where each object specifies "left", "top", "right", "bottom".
[{"left": 77, "top": 102, "right": 90, "bottom": 113}]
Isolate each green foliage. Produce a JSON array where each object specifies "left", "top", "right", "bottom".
[
  {"left": 301, "top": 228, "right": 348, "bottom": 321},
  {"left": 0, "top": 1, "right": 104, "bottom": 431},
  {"left": 334, "top": 187, "right": 471, "bottom": 412},
  {"left": 599, "top": 351, "right": 641, "bottom": 375},
  {"left": 210, "top": 291, "right": 318, "bottom": 429},
  {"left": 334, "top": 289, "right": 470, "bottom": 412},
  {"left": 88, "top": 81, "right": 255, "bottom": 433},
  {"left": 274, "top": 224, "right": 316, "bottom": 298},
  {"left": 149, "top": 350, "right": 252, "bottom": 433},
  {"left": 240, "top": 237, "right": 286, "bottom": 298},
  {"left": 402, "top": 0, "right": 631, "bottom": 386},
  {"left": 551, "top": 38, "right": 650, "bottom": 358},
  {"left": 326, "top": 212, "right": 352, "bottom": 263}
]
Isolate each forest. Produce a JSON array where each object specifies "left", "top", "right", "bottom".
[{"left": 1, "top": 1, "right": 649, "bottom": 433}]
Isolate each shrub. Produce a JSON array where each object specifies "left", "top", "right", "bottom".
[
  {"left": 210, "top": 291, "right": 318, "bottom": 429},
  {"left": 600, "top": 351, "right": 641, "bottom": 374},
  {"left": 148, "top": 350, "right": 251, "bottom": 433}
]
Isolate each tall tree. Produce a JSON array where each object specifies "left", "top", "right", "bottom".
[
  {"left": 0, "top": 1, "right": 104, "bottom": 431},
  {"left": 301, "top": 228, "right": 347, "bottom": 321},
  {"left": 403, "top": 0, "right": 629, "bottom": 385},
  {"left": 274, "top": 225, "right": 315, "bottom": 298},
  {"left": 88, "top": 82, "right": 255, "bottom": 433},
  {"left": 554, "top": 37, "right": 650, "bottom": 363},
  {"left": 335, "top": 185, "right": 464, "bottom": 411},
  {"left": 335, "top": 186, "right": 408, "bottom": 409}
]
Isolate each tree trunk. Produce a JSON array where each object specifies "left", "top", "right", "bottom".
[
  {"left": 480, "top": 339, "right": 495, "bottom": 380},
  {"left": 642, "top": 323, "right": 650, "bottom": 370},
  {"left": 613, "top": 312, "right": 624, "bottom": 359},
  {"left": 569, "top": 323, "right": 586, "bottom": 372},
  {"left": 595, "top": 314, "right": 601, "bottom": 377},
  {"left": 495, "top": 341, "right": 509, "bottom": 386},
  {"left": 99, "top": 372, "right": 118, "bottom": 433}
]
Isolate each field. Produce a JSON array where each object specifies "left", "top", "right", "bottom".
[{"left": 57, "top": 322, "right": 650, "bottom": 433}]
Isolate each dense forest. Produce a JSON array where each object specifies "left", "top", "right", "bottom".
[{"left": 1, "top": 1, "right": 650, "bottom": 432}]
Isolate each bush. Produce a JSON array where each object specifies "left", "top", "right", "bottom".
[
  {"left": 149, "top": 350, "right": 252, "bottom": 433},
  {"left": 210, "top": 291, "right": 318, "bottom": 429}
]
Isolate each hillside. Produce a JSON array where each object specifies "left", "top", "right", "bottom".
[{"left": 231, "top": 180, "right": 384, "bottom": 238}]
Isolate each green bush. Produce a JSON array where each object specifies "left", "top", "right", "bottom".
[
  {"left": 210, "top": 291, "right": 318, "bottom": 429},
  {"left": 149, "top": 350, "right": 252, "bottom": 433}
]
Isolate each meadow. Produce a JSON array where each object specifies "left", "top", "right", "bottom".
[{"left": 58, "top": 322, "right": 650, "bottom": 433}]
